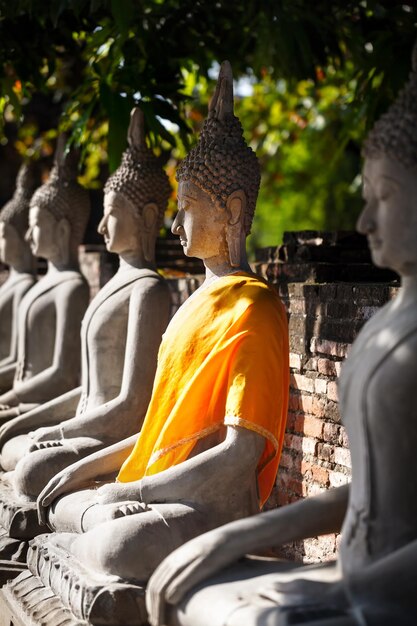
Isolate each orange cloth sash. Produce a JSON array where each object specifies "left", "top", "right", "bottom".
[{"left": 117, "top": 272, "right": 289, "bottom": 506}]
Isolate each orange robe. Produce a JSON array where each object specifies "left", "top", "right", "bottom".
[{"left": 118, "top": 272, "right": 289, "bottom": 507}]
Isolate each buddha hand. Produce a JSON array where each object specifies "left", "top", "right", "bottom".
[
  {"left": 95, "top": 481, "right": 143, "bottom": 505},
  {"left": 37, "top": 465, "right": 95, "bottom": 525},
  {"left": 28, "top": 426, "right": 63, "bottom": 447},
  {"left": 146, "top": 526, "right": 241, "bottom": 626}
]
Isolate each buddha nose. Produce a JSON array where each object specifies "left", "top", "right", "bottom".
[
  {"left": 171, "top": 211, "right": 183, "bottom": 235},
  {"left": 97, "top": 215, "right": 107, "bottom": 235},
  {"left": 24, "top": 226, "right": 33, "bottom": 243}
]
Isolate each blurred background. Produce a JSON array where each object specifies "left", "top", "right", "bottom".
[{"left": 0, "top": 0, "right": 416, "bottom": 255}]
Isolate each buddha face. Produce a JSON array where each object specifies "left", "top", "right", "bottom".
[
  {"left": 0, "top": 220, "right": 22, "bottom": 265},
  {"left": 358, "top": 155, "right": 417, "bottom": 276},
  {"left": 26, "top": 206, "right": 61, "bottom": 259},
  {"left": 99, "top": 191, "right": 141, "bottom": 255},
  {"left": 172, "top": 181, "right": 226, "bottom": 260}
]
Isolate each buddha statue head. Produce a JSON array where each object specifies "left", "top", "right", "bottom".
[
  {"left": 0, "top": 162, "right": 40, "bottom": 269},
  {"left": 175, "top": 61, "right": 260, "bottom": 267},
  {"left": 26, "top": 136, "right": 90, "bottom": 266},
  {"left": 100, "top": 107, "right": 171, "bottom": 262},
  {"left": 359, "top": 44, "right": 417, "bottom": 277}
]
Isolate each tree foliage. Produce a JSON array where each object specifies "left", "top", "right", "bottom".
[{"left": 0, "top": 1, "right": 416, "bottom": 243}]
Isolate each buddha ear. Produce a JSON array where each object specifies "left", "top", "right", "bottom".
[
  {"left": 143, "top": 202, "right": 158, "bottom": 231},
  {"left": 141, "top": 202, "right": 159, "bottom": 262},
  {"left": 57, "top": 217, "right": 71, "bottom": 243},
  {"left": 225, "top": 190, "right": 246, "bottom": 267}
]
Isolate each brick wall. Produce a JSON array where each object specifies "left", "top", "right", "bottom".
[{"left": 255, "top": 232, "right": 399, "bottom": 562}]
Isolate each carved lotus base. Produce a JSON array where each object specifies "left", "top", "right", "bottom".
[
  {"left": 11, "top": 535, "right": 150, "bottom": 626},
  {"left": 0, "top": 570, "right": 84, "bottom": 626},
  {"left": 0, "top": 480, "right": 44, "bottom": 541}
]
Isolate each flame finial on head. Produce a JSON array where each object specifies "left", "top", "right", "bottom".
[
  {"left": 104, "top": 107, "right": 171, "bottom": 226},
  {"left": 0, "top": 162, "right": 41, "bottom": 236},
  {"left": 364, "top": 41, "right": 417, "bottom": 168},
  {"left": 177, "top": 60, "right": 260, "bottom": 235},
  {"left": 29, "top": 134, "right": 90, "bottom": 246}
]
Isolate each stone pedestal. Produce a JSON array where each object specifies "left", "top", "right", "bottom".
[
  {"left": 0, "top": 480, "right": 46, "bottom": 565},
  {"left": 0, "top": 535, "right": 149, "bottom": 626}
]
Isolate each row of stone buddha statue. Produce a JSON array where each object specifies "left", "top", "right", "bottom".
[{"left": 0, "top": 51, "right": 414, "bottom": 625}]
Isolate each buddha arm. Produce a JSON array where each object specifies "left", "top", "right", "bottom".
[
  {"left": 53, "top": 280, "right": 171, "bottom": 441},
  {"left": 141, "top": 439, "right": 349, "bottom": 543},
  {"left": 13, "top": 281, "right": 86, "bottom": 403},
  {"left": 37, "top": 434, "right": 138, "bottom": 514},
  {"left": 211, "top": 482, "right": 349, "bottom": 553},
  {"left": 0, "top": 387, "right": 81, "bottom": 447},
  {"left": 0, "top": 285, "right": 24, "bottom": 373},
  {"left": 146, "top": 477, "right": 349, "bottom": 625},
  {"left": 139, "top": 426, "right": 265, "bottom": 504},
  {"left": 0, "top": 362, "right": 16, "bottom": 393}
]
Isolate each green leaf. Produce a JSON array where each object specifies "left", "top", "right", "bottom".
[{"left": 110, "top": 0, "right": 134, "bottom": 36}]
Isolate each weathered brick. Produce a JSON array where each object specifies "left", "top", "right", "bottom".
[
  {"left": 302, "top": 436, "right": 317, "bottom": 456},
  {"left": 312, "top": 395, "right": 326, "bottom": 418},
  {"left": 334, "top": 446, "right": 352, "bottom": 469},
  {"left": 323, "top": 422, "right": 340, "bottom": 445},
  {"left": 291, "top": 373, "right": 315, "bottom": 393},
  {"left": 329, "top": 470, "right": 350, "bottom": 488},
  {"left": 303, "top": 415, "right": 324, "bottom": 439},
  {"left": 311, "top": 464, "right": 330, "bottom": 486},
  {"left": 306, "top": 357, "right": 318, "bottom": 372},
  {"left": 284, "top": 433, "right": 303, "bottom": 452},
  {"left": 289, "top": 352, "right": 302, "bottom": 370},
  {"left": 327, "top": 380, "right": 339, "bottom": 402},
  {"left": 279, "top": 451, "right": 293, "bottom": 470},
  {"left": 305, "top": 482, "right": 327, "bottom": 497},
  {"left": 314, "top": 378, "right": 327, "bottom": 394},
  {"left": 293, "top": 414, "right": 305, "bottom": 433},
  {"left": 300, "top": 458, "right": 313, "bottom": 474},
  {"left": 288, "top": 393, "right": 300, "bottom": 411},
  {"left": 317, "top": 358, "right": 337, "bottom": 377},
  {"left": 285, "top": 412, "right": 297, "bottom": 430},
  {"left": 339, "top": 426, "right": 350, "bottom": 448},
  {"left": 317, "top": 442, "right": 333, "bottom": 462},
  {"left": 324, "top": 399, "right": 341, "bottom": 423},
  {"left": 310, "top": 338, "right": 349, "bottom": 358},
  {"left": 304, "top": 534, "right": 337, "bottom": 563},
  {"left": 299, "top": 394, "right": 313, "bottom": 414}
]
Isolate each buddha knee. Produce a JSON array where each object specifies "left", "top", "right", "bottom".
[
  {"left": 84, "top": 527, "right": 124, "bottom": 575},
  {"left": 14, "top": 454, "right": 43, "bottom": 498},
  {"left": 0, "top": 435, "right": 30, "bottom": 471}
]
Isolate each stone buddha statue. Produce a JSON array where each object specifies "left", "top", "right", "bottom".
[
  {"left": 3, "top": 62, "right": 289, "bottom": 624},
  {"left": 0, "top": 162, "right": 39, "bottom": 394},
  {"left": 146, "top": 47, "right": 417, "bottom": 626},
  {"left": 0, "top": 108, "right": 171, "bottom": 517},
  {"left": 0, "top": 138, "right": 90, "bottom": 421}
]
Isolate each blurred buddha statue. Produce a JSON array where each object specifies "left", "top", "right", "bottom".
[
  {"left": 0, "top": 137, "right": 90, "bottom": 421},
  {"left": 0, "top": 108, "right": 171, "bottom": 503},
  {"left": 8, "top": 62, "right": 289, "bottom": 625},
  {"left": 147, "top": 45, "right": 417, "bottom": 626},
  {"left": 0, "top": 162, "right": 39, "bottom": 394}
]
